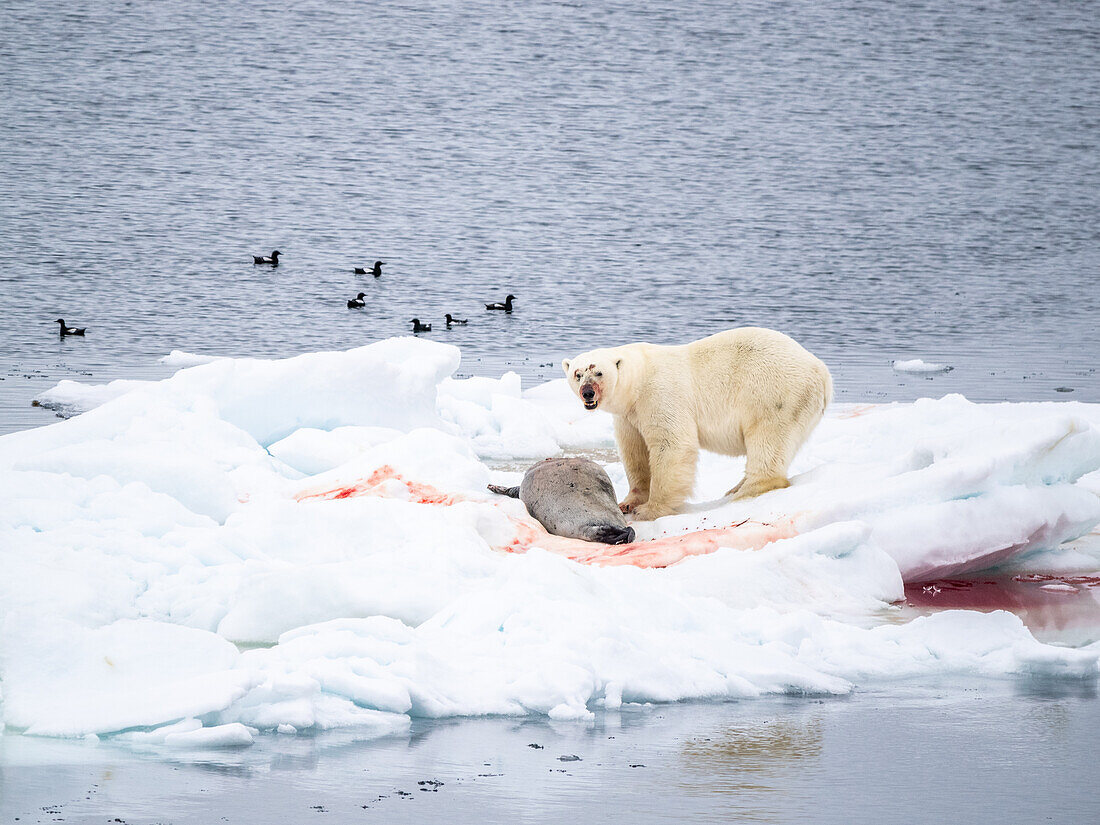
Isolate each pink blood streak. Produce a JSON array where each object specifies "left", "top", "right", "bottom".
[
  {"left": 499, "top": 517, "right": 798, "bottom": 568},
  {"left": 295, "top": 465, "right": 455, "bottom": 505},
  {"left": 294, "top": 468, "right": 796, "bottom": 568},
  {"left": 836, "top": 404, "right": 877, "bottom": 419}
]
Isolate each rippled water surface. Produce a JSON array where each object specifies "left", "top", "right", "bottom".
[
  {"left": 2, "top": 0, "right": 1098, "bottom": 434},
  {"left": 3, "top": 683, "right": 1099, "bottom": 825}
]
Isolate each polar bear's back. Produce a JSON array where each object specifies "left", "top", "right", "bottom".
[
  {"left": 691, "top": 327, "right": 827, "bottom": 382},
  {"left": 681, "top": 327, "right": 832, "bottom": 436}
]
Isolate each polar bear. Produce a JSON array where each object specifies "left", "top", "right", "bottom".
[{"left": 562, "top": 328, "right": 832, "bottom": 521}]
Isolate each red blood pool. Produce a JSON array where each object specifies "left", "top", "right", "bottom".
[{"left": 905, "top": 574, "right": 1100, "bottom": 641}]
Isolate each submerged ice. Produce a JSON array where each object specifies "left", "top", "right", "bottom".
[{"left": 2, "top": 339, "right": 1099, "bottom": 744}]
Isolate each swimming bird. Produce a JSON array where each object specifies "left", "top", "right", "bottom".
[
  {"left": 371, "top": 261, "right": 384, "bottom": 278},
  {"left": 56, "top": 319, "right": 86, "bottom": 336},
  {"left": 347, "top": 292, "right": 366, "bottom": 308},
  {"left": 485, "top": 294, "right": 516, "bottom": 311},
  {"left": 411, "top": 318, "right": 431, "bottom": 333},
  {"left": 253, "top": 250, "right": 281, "bottom": 265},
  {"left": 445, "top": 314, "right": 468, "bottom": 326}
]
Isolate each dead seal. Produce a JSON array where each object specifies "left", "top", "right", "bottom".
[{"left": 489, "top": 457, "right": 636, "bottom": 545}]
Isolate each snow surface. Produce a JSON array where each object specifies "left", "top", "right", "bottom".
[{"left": 3, "top": 339, "right": 1100, "bottom": 746}]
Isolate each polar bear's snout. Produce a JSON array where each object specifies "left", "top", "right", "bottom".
[
  {"left": 562, "top": 353, "right": 618, "bottom": 411},
  {"left": 581, "top": 383, "right": 599, "bottom": 409}
]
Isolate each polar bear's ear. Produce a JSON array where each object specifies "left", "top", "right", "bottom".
[
  {"left": 615, "top": 359, "right": 622, "bottom": 369},
  {"left": 561, "top": 359, "right": 571, "bottom": 374}
]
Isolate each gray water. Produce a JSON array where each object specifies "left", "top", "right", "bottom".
[
  {"left": 3, "top": 681, "right": 1098, "bottom": 825},
  {"left": 2, "top": 0, "right": 1099, "bottom": 435}
]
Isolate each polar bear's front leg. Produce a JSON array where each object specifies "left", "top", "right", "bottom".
[
  {"left": 614, "top": 417, "right": 651, "bottom": 513},
  {"left": 631, "top": 430, "right": 698, "bottom": 521}
]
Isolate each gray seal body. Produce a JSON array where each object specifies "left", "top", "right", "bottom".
[{"left": 489, "top": 457, "right": 636, "bottom": 545}]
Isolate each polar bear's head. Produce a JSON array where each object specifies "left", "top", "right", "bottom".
[{"left": 562, "top": 350, "right": 623, "bottom": 412}]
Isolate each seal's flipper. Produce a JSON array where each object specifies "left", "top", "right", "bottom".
[
  {"left": 487, "top": 484, "right": 521, "bottom": 498},
  {"left": 584, "top": 524, "right": 636, "bottom": 545}
]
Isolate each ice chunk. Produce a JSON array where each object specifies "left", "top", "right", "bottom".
[
  {"left": 159, "top": 350, "right": 224, "bottom": 368},
  {"left": 33, "top": 378, "right": 150, "bottom": 416},
  {"left": 267, "top": 425, "right": 403, "bottom": 476},
  {"left": 893, "top": 359, "right": 953, "bottom": 373},
  {"left": 113, "top": 718, "right": 203, "bottom": 745},
  {"left": 438, "top": 372, "right": 561, "bottom": 458},
  {"left": 163, "top": 722, "right": 254, "bottom": 748},
  {"left": 0, "top": 618, "right": 255, "bottom": 737}
]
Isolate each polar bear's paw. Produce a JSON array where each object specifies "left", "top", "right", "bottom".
[
  {"left": 618, "top": 489, "right": 649, "bottom": 514},
  {"left": 728, "top": 476, "right": 790, "bottom": 500},
  {"left": 631, "top": 501, "right": 678, "bottom": 521}
]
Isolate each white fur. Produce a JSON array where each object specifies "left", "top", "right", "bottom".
[{"left": 562, "top": 328, "right": 832, "bottom": 520}]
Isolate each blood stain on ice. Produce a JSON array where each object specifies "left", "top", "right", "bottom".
[
  {"left": 837, "top": 404, "right": 878, "bottom": 419},
  {"left": 295, "top": 466, "right": 796, "bottom": 568},
  {"left": 500, "top": 517, "right": 799, "bottom": 569},
  {"left": 295, "top": 465, "right": 455, "bottom": 505}
]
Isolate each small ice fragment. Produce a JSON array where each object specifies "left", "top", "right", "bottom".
[
  {"left": 558, "top": 754, "right": 581, "bottom": 762},
  {"left": 893, "top": 359, "right": 953, "bottom": 373},
  {"left": 114, "top": 718, "right": 203, "bottom": 745},
  {"left": 158, "top": 350, "right": 223, "bottom": 367},
  {"left": 1054, "top": 387, "right": 1074, "bottom": 393},
  {"left": 277, "top": 724, "right": 297, "bottom": 734},
  {"left": 1039, "top": 583, "right": 1078, "bottom": 593},
  {"left": 163, "top": 723, "right": 254, "bottom": 748}
]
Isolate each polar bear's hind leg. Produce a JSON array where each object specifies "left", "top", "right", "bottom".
[
  {"left": 726, "top": 418, "right": 799, "bottom": 500},
  {"left": 727, "top": 383, "right": 826, "bottom": 500}
]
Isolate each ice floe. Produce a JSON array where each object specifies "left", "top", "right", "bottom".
[
  {"left": 2, "top": 339, "right": 1099, "bottom": 745},
  {"left": 893, "top": 358, "right": 953, "bottom": 373}
]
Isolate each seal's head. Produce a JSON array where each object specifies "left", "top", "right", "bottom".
[
  {"left": 562, "top": 349, "right": 623, "bottom": 412},
  {"left": 586, "top": 523, "right": 636, "bottom": 545}
]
